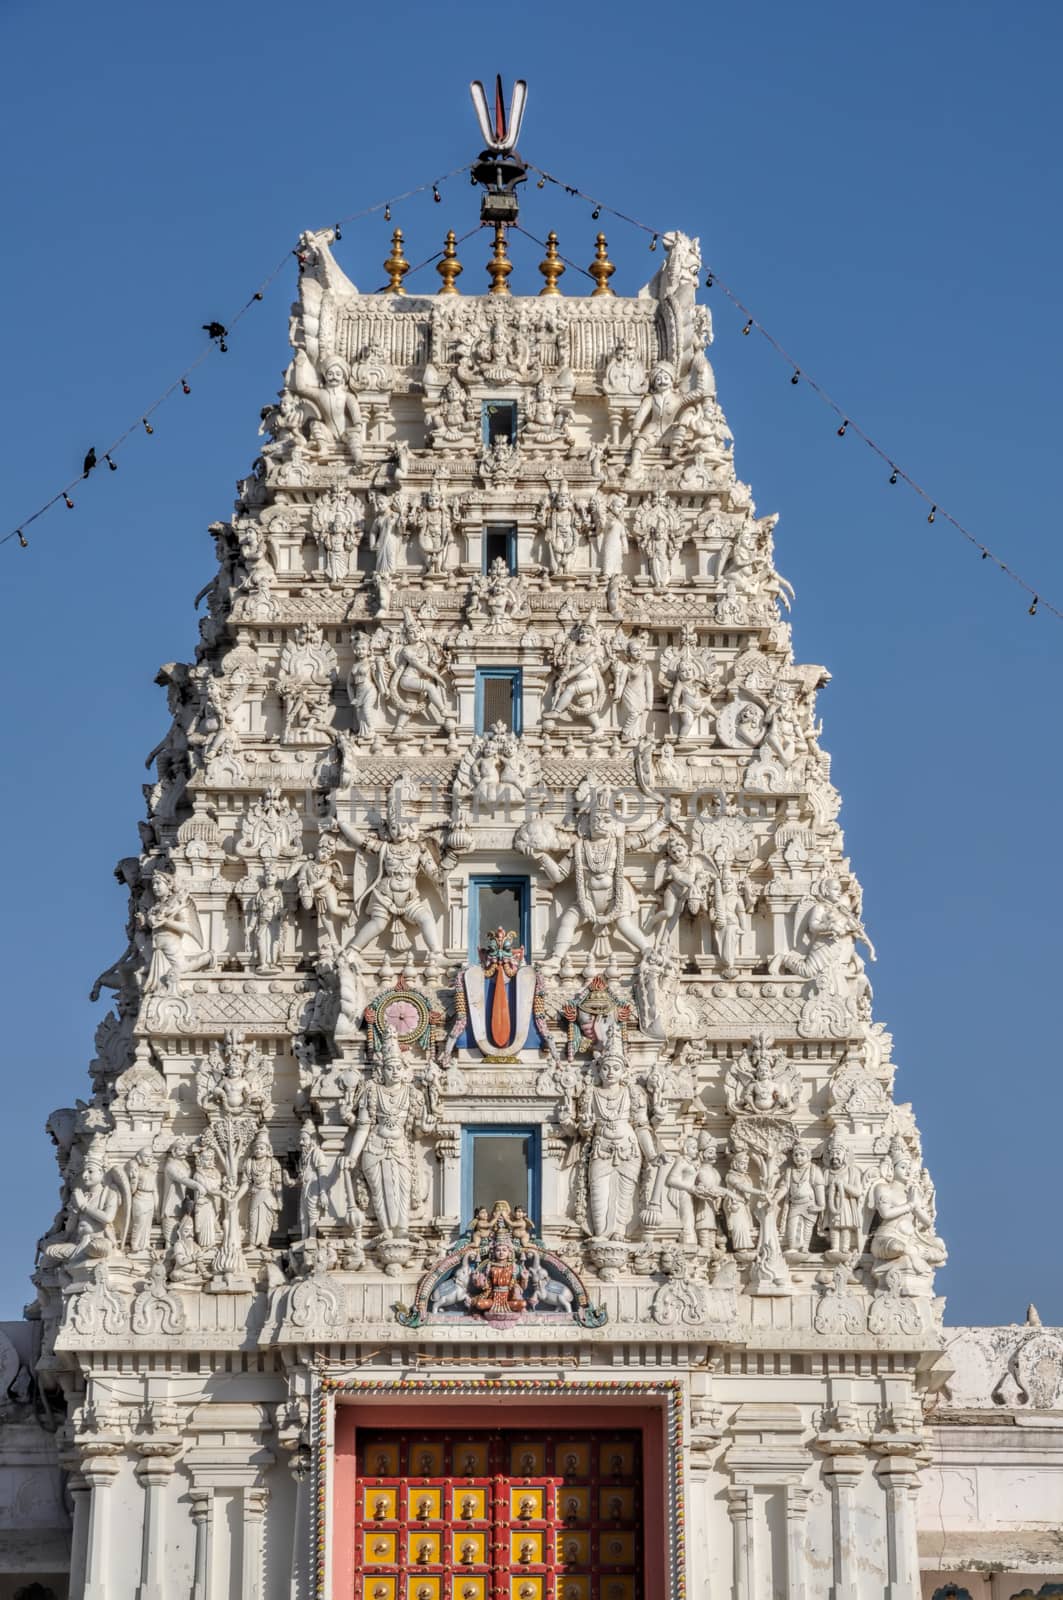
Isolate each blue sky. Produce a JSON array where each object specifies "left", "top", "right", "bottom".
[{"left": 1, "top": 0, "right": 1060, "bottom": 1324}]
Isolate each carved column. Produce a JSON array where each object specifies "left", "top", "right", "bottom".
[
  {"left": 874, "top": 1452, "right": 922, "bottom": 1600},
  {"left": 81, "top": 1450, "right": 122, "bottom": 1600},
  {"left": 241, "top": 1485, "right": 270, "bottom": 1600},
  {"left": 726, "top": 1484, "right": 755, "bottom": 1600},
  {"left": 288, "top": 1449, "right": 312, "bottom": 1600},
  {"left": 66, "top": 1473, "right": 91, "bottom": 1600},
  {"left": 784, "top": 1483, "right": 810, "bottom": 1600},
  {"left": 819, "top": 1445, "right": 865, "bottom": 1600},
  {"left": 136, "top": 1439, "right": 181, "bottom": 1600},
  {"left": 189, "top": 1487, "right": 214, "bottom": 1600}
]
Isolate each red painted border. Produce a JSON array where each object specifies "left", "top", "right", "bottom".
[{"left": 332, "top": 1399, "right": 668, "bottom": 1600}]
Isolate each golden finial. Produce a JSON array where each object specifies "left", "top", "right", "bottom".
[
  {"left": 383, "top": 228, "right": 410, "bottom": 295},
  {"left": 436, "top": 230, "right": 463, "bottom": 295},
  {"left": 487, "top": 223, "right": 513, "bottom": 296},
  {"left": 588, "top": 232, "right": 615, "bottom": 297},
  {"left": 538, "top": 231, "right": 565, "bottom": 296}
]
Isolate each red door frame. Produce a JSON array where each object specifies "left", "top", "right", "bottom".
[{"left": 332, "top": 1397, "right": 672, "bottom": 1600}]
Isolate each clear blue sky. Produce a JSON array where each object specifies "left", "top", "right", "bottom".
[{"left": 1, "top": 0, "right": 1060, "bottom": 1325}]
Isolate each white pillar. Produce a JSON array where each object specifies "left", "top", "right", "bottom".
[
  {"left": 241, "top": 1485, "right": 269, "bottom": 1600},
  {"left": 66, "top": 1475, "right": 91, "bottom": 1600},
  {"left": 289, "top": 1450, "right": 311, "bottom": 1600},
  {"left": 821, "top": 1449, "right": 864, "bottom": 1600},
  {"left": 727, "top": 1484, "right": 755, "bottom": 1600},
  {"left": 136, "top": 1449, "right": 179, "bottom": 1600},
  {"left": 876, "top": 1454, "right": 922, "bottom": 1600},
  {"left": 189, "top": 1487, "right": 214, "bottom": 1600},
  {"left": 81, "top": 1453, "right": 121, "bottom": 1600},
  {"left": 784, "top": 1483, "right": 810, "bottom": 1600}
]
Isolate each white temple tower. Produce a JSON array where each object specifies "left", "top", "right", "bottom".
[{"left": 7, "top": 87, "right": 1062, "bottom": 1600}]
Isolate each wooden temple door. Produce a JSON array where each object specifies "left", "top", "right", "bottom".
[{"left": 354, "top": 1428, "right": 643, "bottom": 1600}]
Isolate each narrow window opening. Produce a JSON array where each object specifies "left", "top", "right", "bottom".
[
  {"left": 482, "top": 399, "right": 518, "bottom": 446},
  {"left": 484, "top": 525, "right": 517, "bottom": 573},
  {"left": 475, "top": 667, "right": 522, "bottom": 734}
]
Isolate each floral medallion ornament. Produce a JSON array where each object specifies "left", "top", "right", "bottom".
[
  {"left": 396, "top": 1201, "right": 606, "bottom": 1329},
  {"left": 560, "top": 974, "right": 636, "bottom": 1057},
  {"left": 363, "top": 976, "right": 445, "bottom": 1055}
]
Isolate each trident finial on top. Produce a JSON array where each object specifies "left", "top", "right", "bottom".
[{"left": 469, "top": 76, "right": 528, "bottom": 153}]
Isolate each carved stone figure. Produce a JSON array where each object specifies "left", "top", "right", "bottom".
[
  {"left": 724, "top": 1034, "right": 800, "bottom": 1118},
  {"left": 866, "top": 1154, "right": 947, "bottom": 1296},
  {"left": 575, "top": 1042, "right": 661, "bottom": 1243},
  {"left": 310, "top": 486, "right": 361, "bottom": 583},
  {"left": 144, "top": 870, "right": 213, "bottom": 993},
  {"left": 364, "top": 491, "right": 407, "bottom": 611},
  {"left": 632, "top": 489, "right": 685, "bottom": 590},
  {"left": 820, "top": 1134, "right": 864, "bottom": 1259},
  {"left": 590, "top": 493, "right": 630, "bottom": 587},
  {"left": 547, "top": 614, "right": 611, "bottom": 731},
  {"left": 410, "top": 475, "right": 454, "bottom": 575},
  {"left": 343, "top": 1027, "right": 431, "bottom": 1258},
  {"left": 235, "top": 784, "right": 302, "bottom": 861},
  {"left": 338, "top": 781, "right": 459, "bottom": 958},
  {"left": 244, "top": 863, "right": 284, "bottom": 972},
  {"left": 118, "top": 1148, "right": 158, "bottom": 1253},
  {"left": 347, "top": 630, "right": 382, "bottom": 737},
  {"left": 43, "top": 1161, "right": 119, "bottom": 1268},
  {"left": 665, "top": 1134, "right": 723, "bottom": 1251},
  {"left": 660, "top": 627, "right": 720, "bottom": 739},
  {"left": 538, "top": 480, "right": 585, "bottom": 574},
  {"left": 516, "top": 778, "right": 664, "bottom": 964},
  {"left": 277, "top": 624, "right": 337, "bottom": 744},
  {"left": 778, "top": 1144, "right": 824, "bottom": 1257},
  {"left": 379, "top": 611, "right": 454, "bottom": 733},
  {"left": 289, "top": 348, "right": 365, "bottom": 459},
  {"left": 243, "top": 1129, "right": 282, "bottom": 1250},
  {"left": 610, "top": 633, "right": 654, "bottom": 742},
  {"left": 466, "top": 558, "right": 530, "bottom": 635},
  {"left": 453, "top": 725, "right": 541, "bottom": 812},
  {"left": 297, "top": 833, "right": 346, "bottom": 943},
  {"left": 716, "top": 514, "right": 793, "bottom": 624}
]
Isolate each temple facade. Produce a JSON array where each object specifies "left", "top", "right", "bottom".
[{"left": 2, "top": 109, "right": 1061, "bottom": 1600}]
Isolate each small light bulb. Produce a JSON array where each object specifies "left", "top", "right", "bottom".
[
  {"left": 433, "top": 186, "right": 441, "bottom": 203},
  {"left": 705, "top": 273, "right": 714, "bottom": 288},
  {"left": 536, "top": 177, "right": 546, "bottom": 189},
  {"left": 837, "top": 420, "right": 848, "bottom": 436},
  {"left": 334, "top": 222, "right": 342, "bottom": 240},
  {"left": 143, "top": 418, "right": 154, "bottom": 436},
  {"left": 742, "top": 320, "right": 753, "bottom": 336},
  {"left": 790, "top": 370, "right": 800, "bottom": 385},
  {"left": 17, "top": 530, "right": 27, "bottom": 548},
  {"left": 182, "top": 378, "right": 191, "bottom": 394},
  {"left": 592, "top": 206, "right": 601, "bottom": 220},
  {"left": 64, "top": 494, "right": 74, "bottom": 509},
  {"left": 1029, "top": 596, "right": 1039, "bottom": 615},
  {"left": 106, "top": 454, "right": 117, "bottom": 471},
  {"left": 927, "top": 505, "right": 936, "bottom": 523},
  {"left": 981, "top": 550, "right": 989, "bottom": 559},
  {"left": 650, "top": 234, "right": 658, "bottom": 251},
  {"left": 253, "top": 291, "right": 263, "bottom": 301},
  {"left": 384, "top": 203, "right": 391, "bottom": 221},
  {"left": 889, "top": 469, "right": 898, "bottom": 484}
]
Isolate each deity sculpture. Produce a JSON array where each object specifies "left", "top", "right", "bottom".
[
  {"left": 364, "top": 491, "right": 407, "bottom": 612},
  {"left": 310, "top": 486, "right": 361, "bottom": 584},
  {"left": 243, "top": 863, "right": 284, "bottom": 972},
  {"left": 409, "top": 475, "right": 454, "bottom": 575},
  {"left": 379, "top": 611, "right": 455, "bottom": 733},
  {"left": 610, "top": 633, "right": 654, "bottom": 742},
  {"left": 117, "top": 1148, "right": 158, "bottom": 1253},
  {"left": 235, "top": 784, "right": 302, "bottom": 861},
  {"left": 288, "top": 349, "right": 365, "bottom": 460},
  {"left": 243, "top": 1129, "right": 283, "bottom": 1250},
  {"left": 665, "top": 1133, "right": 724, "bottom": 1251},
  {"left": 866, "top": 1153, "right": 947, "bottom": 1296},
  {"left": 573, "top": 1042, "right": 662, "bottom": 1242},
  {"left": 538, "top": 480, "right": 586, "bottom": 574},
  {"left": 720, "top": 1149, "right": 757, "bottom": 1257},
  {"left": 632, "top": 489, "right": 685, "bottom": 590},
  {"left": 659, "top": 627, "right": 720, "bottom": 739},
  {"left": 290, "top": 1124, "right": 330, "bottom": 1243},
  {"left": 516, "top": 778, "right": 664, "bottom": 964},
  {"left": 144, "top": 870, "right": 213, "bottom": 994},
  {"left": 715, "top": 513, "right": 793, "bottom": 624},
  {"left": 547, "top": 614, "right": 611, "bottom": 731},
  {"left": 466, "top": 558, "right": 531, "bottom": 635},
  {"left": 342, "top": 1027, "right": 432, "bottom": 1253},
  {"left": 773, "top": 876, "right": 875, "bottom": 1010},
  {"left": 820, "top": 1134, "right": 864, "bottom": 1259},
  {"left": 277, "top": 624, "right": 337, "bottom": 744},
  {"left": 346, "top": 630, "right": 382, "bottom": 738},
  {"left": 426, "top": 374, "right": 474, "bottom": 446},
  {"left": 297, "top": 832, "right": 346, "bottom": 944},
  {"left": 778, "top": 1144, "right": 824, "bottom": 1257},
  {"left": 337, "top": 781, "right": 460, "bottom": 958},
  {"left": 43, "top": 1160, "right": 119, "bottom": 1268},
  {"left": 724, "top": 1034, "right": 800, "bottom": 1119}
]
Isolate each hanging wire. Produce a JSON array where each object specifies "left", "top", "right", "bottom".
[
  {"left": 523, "top": 158, "right": 1063, "bottom": 623},
  {"left": 1, "top": 162, "right": 472, "bottom": 555}
]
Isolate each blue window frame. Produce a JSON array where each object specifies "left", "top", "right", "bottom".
[
  {"left": 475, "top": 666, "right": 523, "bottom": 734},
  {"left": 483, "top": 524, "right": 518, "bottom": 573},
  {"left": 461, "top": 1125, "right": 541, "bottom": 1230},
  {"left": 482, "top": 398, "right": 519, "bottom": 446},
  {"left": 468, "top": 874, "right": 530, "bottom": 959}
]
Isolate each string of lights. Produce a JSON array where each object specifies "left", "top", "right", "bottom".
[
  {"left": 2, "top": 163, "right": 472, "bottom": 555},
  {"left": 525, "top": 160, "right": 1061, "bottom": 624}
]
